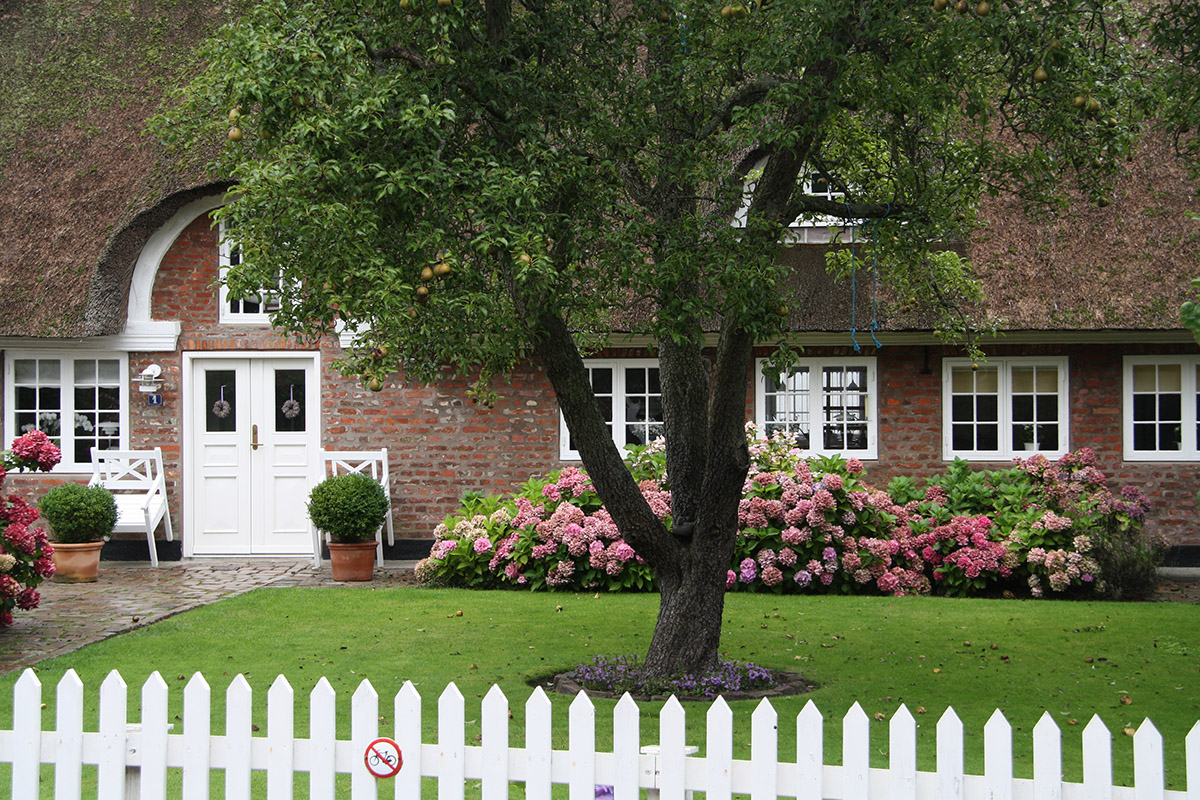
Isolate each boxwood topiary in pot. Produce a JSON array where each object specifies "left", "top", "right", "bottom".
[
  {"left": 39, "top": 483, "right": 118, "bottom": 583},
  {"left": 308, "top": 472, "right": 389, "bottom": 580}
]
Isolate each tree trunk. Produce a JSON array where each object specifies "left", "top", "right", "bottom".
[
  {"left": 642, "top": 324, "right": 757, "bottom": 677},
  {"left": 640, "top": 534, "right": 733, "bottom": 676}
]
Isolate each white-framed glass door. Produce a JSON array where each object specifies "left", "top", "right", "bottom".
[{"left": 185, "top": 353, "right": 319, "bottom": 555}]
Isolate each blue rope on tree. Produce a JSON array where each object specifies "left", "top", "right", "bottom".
[
  {"left": 846, "top": 203, "right": 860, "bottom": 352},
  {"left": 870, "top": 203, "right": 892, "bottom": 350}
]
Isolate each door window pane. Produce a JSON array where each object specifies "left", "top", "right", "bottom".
[
  {"left": 206, "top": 370, "right": 237, "bottom": 433},
  {"left": 275, "top": 369, "right": 307, "bottom": 433}
]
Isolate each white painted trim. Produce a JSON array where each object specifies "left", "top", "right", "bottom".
[
  {"left": 598, "top": 330, "right": 1200, "bottom": 350},
  {"left": 754, "top": 357, "right": 879, "bottom": 459},
  {"left": 336, "top": 319, "right": 363, "bottom": 350},
  {"left": 182, "top": 350, "right": 322, "bottom": 557},
  {"left": 1121, "top": 355, "right": 1200, "bottom": 462},
  {"left": 0, "top": 328, "right": 179, "bottom": 351},
  {"left": 126, "top": 194, "right": 226, "bottom": 347},
  {"left": 941, "top": 356, "right": 1070, "bottom": 462}
]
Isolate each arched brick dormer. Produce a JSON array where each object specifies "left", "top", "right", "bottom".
[{"left": 122, "top": 192, "right": 227, "bottom": 351}]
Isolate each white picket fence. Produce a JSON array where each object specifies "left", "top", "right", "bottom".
[{"left": 0, "top": 668, "right": 1196, "bottom": 800}]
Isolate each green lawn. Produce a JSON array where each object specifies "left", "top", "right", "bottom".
[{"left": 2, "top": 587, "right": 1198, "bottom": 794}]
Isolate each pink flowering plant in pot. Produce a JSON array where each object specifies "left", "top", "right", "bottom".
[
  {"left": 0, "top": 430, "right": 62, "bottom": 626},
  {"left": 418, "top": 426, "right": 1158, "bottom": 599}
]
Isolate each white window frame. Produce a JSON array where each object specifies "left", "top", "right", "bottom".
[
  {"left": 3, "top": 351, "right": 130, "bottom": 472},
  {"left": 755, "top": 357, "right": 879, "bottom": 459},
  {"left": 1122, "top": 355, "right": 1200, "bottom": 461},
  {"left": 942, "top": 357, "right": 1070, "bottom": 461},
  {"left": 559, "top": 359, "right": 662, "bottom": 461},
  {"left": 218, "top": 220, "right": 282, "bottom": 325},
  {"left": 733, "top": 160, "right": 851, "bottom": 245}
]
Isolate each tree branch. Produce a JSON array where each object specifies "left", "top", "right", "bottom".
[{"left": 696, "top": 78, "right": 782, "bottom": 140}]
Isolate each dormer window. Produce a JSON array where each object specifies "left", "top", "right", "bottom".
[
  {"left": 733, "top": 161, "right": 849, "bottom": 245},
  {"left": 218, "top": 221, "right": 283, "bottom": 324}
]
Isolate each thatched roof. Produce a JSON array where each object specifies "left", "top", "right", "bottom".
[
  {"left": 0, "top": 0, "right": 233, "bottom": 337},
  {"left": 0, "top": 1, "right": 1196, "bottom": 341},
  {"left": 967, "top": 134, "right": 1200, "bottom": 332}
]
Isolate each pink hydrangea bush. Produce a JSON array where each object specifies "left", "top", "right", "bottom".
[
  {"left": 417, "top": 428, "right": 1157, "bottom": 599},
  {"left": 415, "top": 465, "right": 655, "bottom": 591},
  {"left": 0, "top": 431, "right": 62, "bottom": 626}
]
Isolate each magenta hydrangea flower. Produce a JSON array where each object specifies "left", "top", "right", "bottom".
[{"left": 472, "top": 537, "right": 492, "bottom": 554}]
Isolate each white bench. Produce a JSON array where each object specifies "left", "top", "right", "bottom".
[
  {"left": 312, "top": 448, "right": 394, "bottom": 568},
  {"left": 89, "top": 448, "right": 174, "bottom": 567}
]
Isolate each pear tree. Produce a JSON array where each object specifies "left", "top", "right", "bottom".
[{"left": 160, "top": 0, "right": 1151, "bottom": 677}]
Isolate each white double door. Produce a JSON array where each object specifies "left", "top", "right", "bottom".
[{"left": 186, "top": 354, "right": 320, "bottom": 556}]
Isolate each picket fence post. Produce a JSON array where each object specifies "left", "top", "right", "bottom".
[
  {"left": 795, "top": 700, "right": 823, "bottom": 800},
  {"left": 526, "top": 686, "right": 553, "bottom": 800},
  {"left": 706, "top": 697, "right": 733, "bottom": 800},
  {"left": 309, "top": 677, "right": 338, "bottom": 800},
  {"left": 267, "top": 675, "right": 295, "bottom": 800},
  {"left": 182, "top": 673, "right": 210, "bottom": 800},
  {"left": 984, "top": 708, "right": 1013, "bottom": 800},
  {"left": 55, "top": 670, "right": 84, "bottom": 800},
  {"left": 1082, "top": 715, "right": 1113, "bottom": 800},
  {"left": 843, "top": 702, "right": 870, "bottom": 800},
  {"left": 480, "top": 685, "right": 509, "bottom": 800},
  {"left": 394, "top": 681, "right": 422, "bottom": 800},
  {"left": 439, "top": 682, "right": 466, "bottom": 800},
  {"left": 139, "top": 671, "right": 170, "bottom": 800},
  {"left": 1187, "top": 722, "right": 1200, "bottom": 800},
  {"left": 13, "top": 668, "right": 41, "bottom": 799},
  {"left": 351, "top": 679, "right": 380, "bottom": 800},
  {"left": 612, "top": 693, "right": 641, "bottom": 800},
  {"left": 1135, "top": 719, "right": 1165, "bottom": 800},
  {"left": 98, "top": 670, "right": 127, "bottom": 800},
  {"left": 936, "top": 707, "right": 964, "bottom": 800}
]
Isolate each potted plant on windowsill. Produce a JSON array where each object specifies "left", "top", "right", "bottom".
[
  {"left": 308, "top": 472, "right": 389, "bottom": 581},
  {"left": 40, "top": 483, "right": 118, "bottom": 583}
]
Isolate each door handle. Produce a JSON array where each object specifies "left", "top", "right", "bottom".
[{"left": 251, "top": 424, "right": 260, "bottom": 451}]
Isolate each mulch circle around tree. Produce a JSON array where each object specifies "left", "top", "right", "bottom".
[{"left": 533, "top": 670, "right": 817, "bottom": 703}]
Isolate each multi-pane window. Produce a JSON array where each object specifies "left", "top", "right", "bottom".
[
  {"left": 218, "top": 221, "right": 283, "bottom": 323},
  {"left": 756, "top": 358, "right": 877, "bottom": 458},
  {"left": 560, "top": 360, "right": 663, "bottom": 459},
  {"left": 1124, "top": 356, "right": 1200, "bottom": 460},
  {"left": 943, "top": 358, "right": 1068, "bottom": 460},
  {"left": 733, "top": 161, "right": 849, "bottom": 244},
  {"left": 5, "top": 353, "right": 128, "bottom": 471}
]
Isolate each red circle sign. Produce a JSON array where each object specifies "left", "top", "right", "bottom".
[{"left": 364, "top": 737, "right": 403, "bottom": 779}]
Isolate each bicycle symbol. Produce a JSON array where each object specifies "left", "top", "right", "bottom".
[{"left": 364, "top": 738, "right": 403, "bottom": 779}]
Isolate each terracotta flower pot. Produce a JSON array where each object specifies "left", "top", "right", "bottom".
[
  {"left": 50, "top": 541, "right": 105, "bottom": 583},
  {"left": 326, "top": 540, "right": 377, "bottom": 581}
]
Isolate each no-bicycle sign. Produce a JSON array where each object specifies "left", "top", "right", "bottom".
[{"left": 364, "top": 737, "right": 403, "bottom": 779}]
